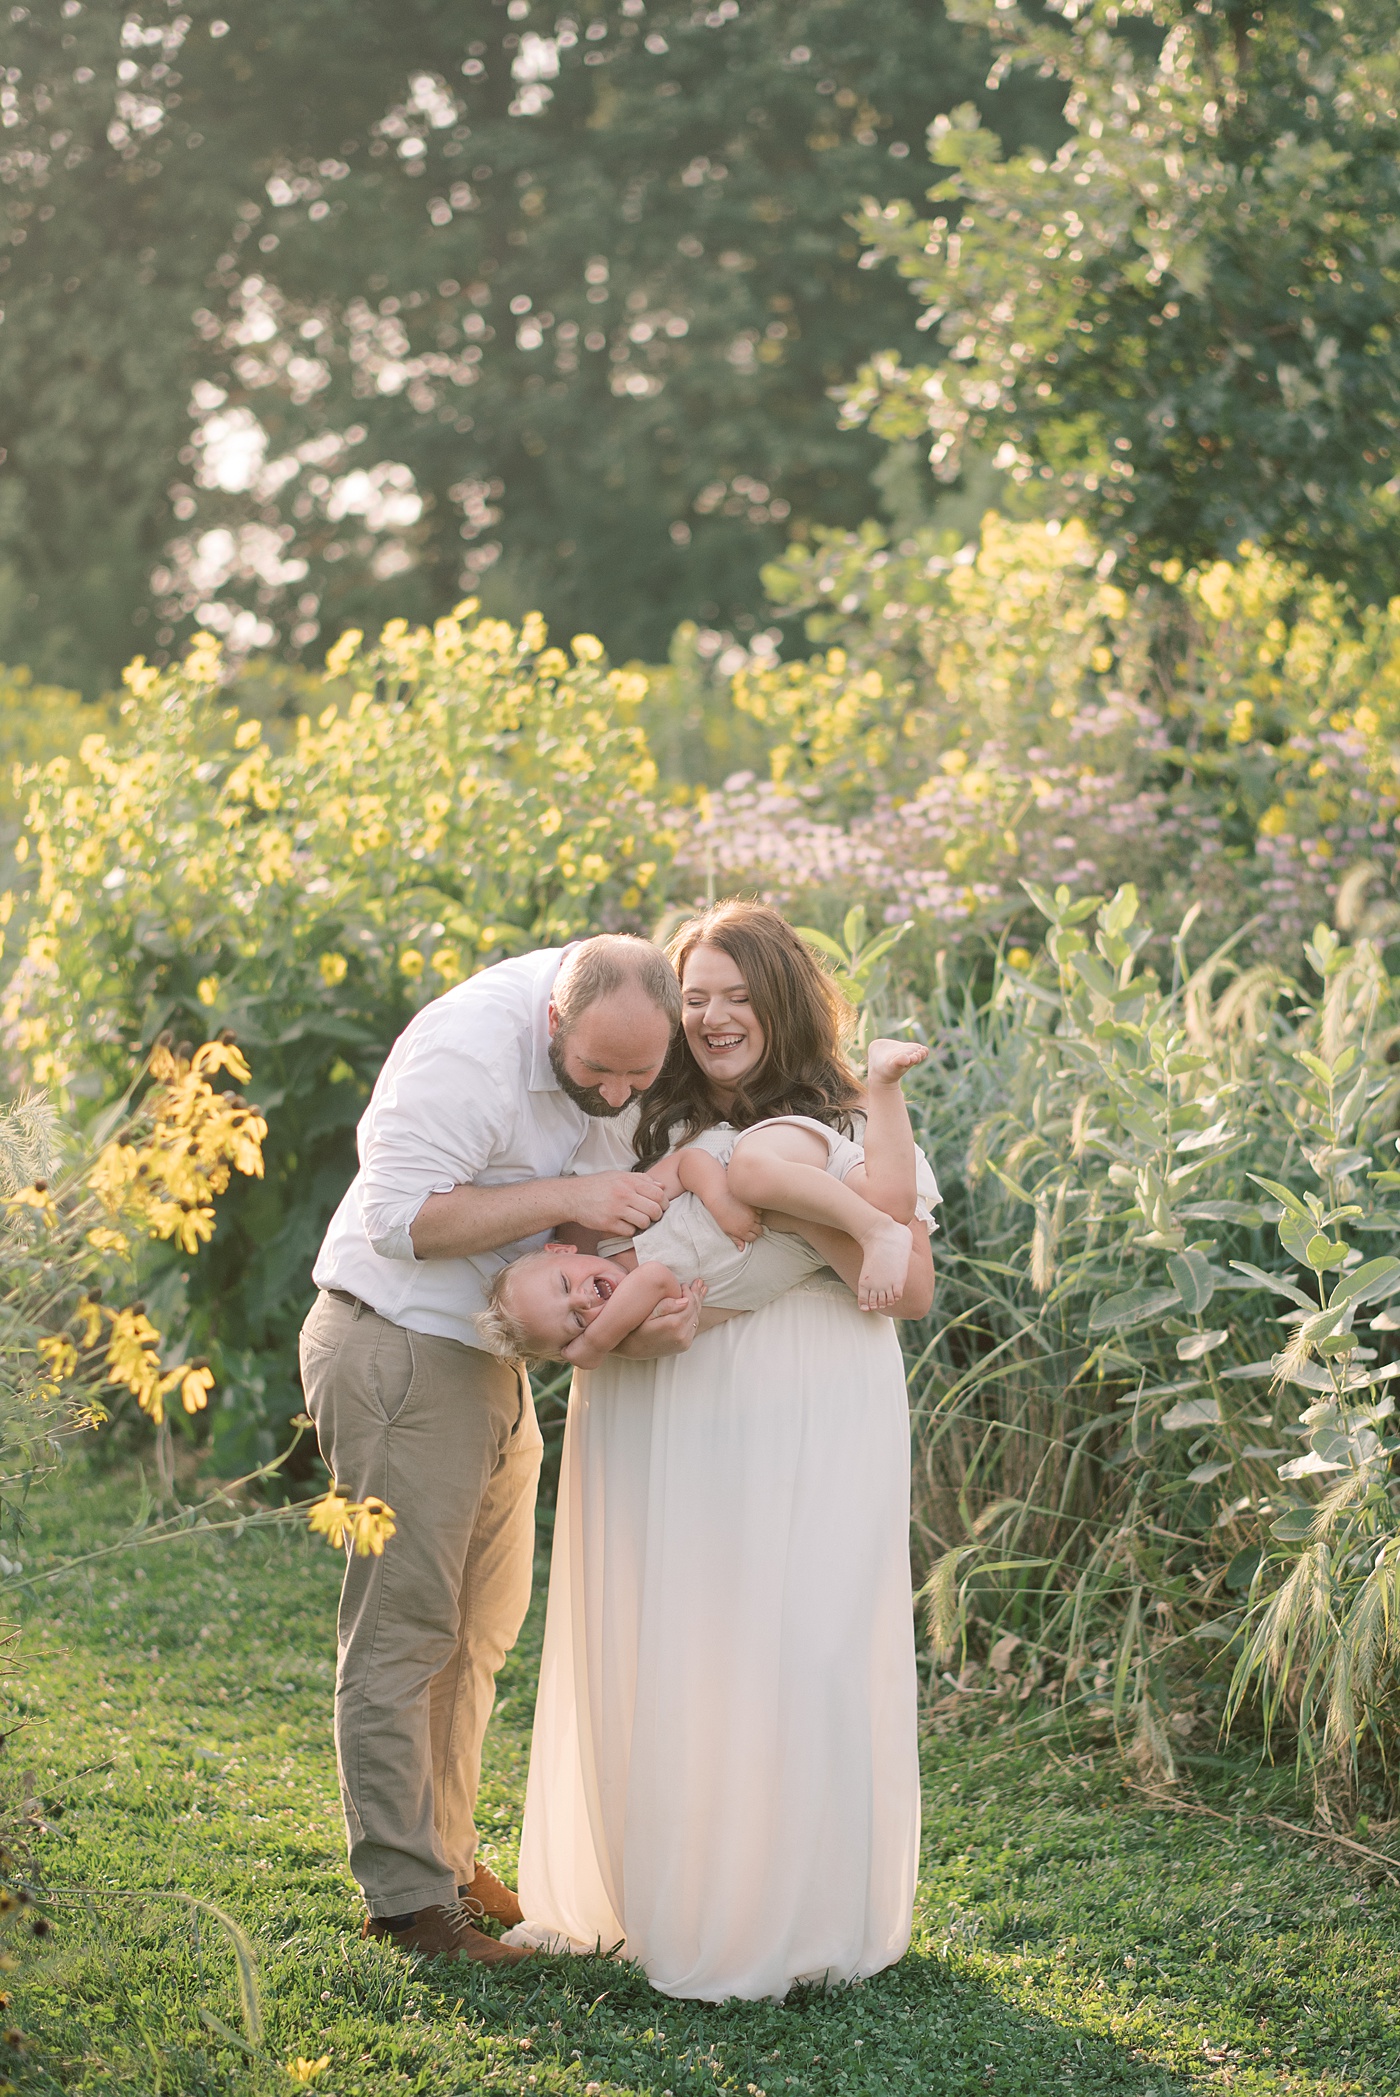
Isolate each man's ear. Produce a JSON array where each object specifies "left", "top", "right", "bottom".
[{"left": 547, "top": 1000, "right": 560, "bottom": 1039}]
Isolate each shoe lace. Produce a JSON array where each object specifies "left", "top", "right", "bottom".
[{"left": 443, "top": 1892, "right": 487, "bottom": 1936}]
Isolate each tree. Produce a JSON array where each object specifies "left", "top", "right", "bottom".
[
  {"left": 842, "top": 0, "right": 1400, "bottom": 601},
  {"left": 0, "top": 0, "right": 1055, "bottom": 693}
]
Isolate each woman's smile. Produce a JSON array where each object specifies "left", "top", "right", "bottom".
[{"left": 680, "top": 943, "right": 766, "bottom": 1095}]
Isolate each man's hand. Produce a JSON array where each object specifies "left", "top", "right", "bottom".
[
  {"left": 565, "top": 1169, "right": 670, "bottom": 1238},
  {"left": 613, "top": 1279, "right": 706, "bottom": 1358}
]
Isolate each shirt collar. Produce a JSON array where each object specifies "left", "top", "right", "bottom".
[{"left": 528, "top": 944, "right": 575, "bottom": 1094}]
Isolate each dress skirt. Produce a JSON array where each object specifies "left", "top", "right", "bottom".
[{"left": 504, "top": 1277, "right": 920, "bottom": 2001}]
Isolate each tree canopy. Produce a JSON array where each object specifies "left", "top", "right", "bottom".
[
  {"left": 0, "top": 0, "right": 1054, "bottom": 693},
  {"left": 844, "top": 0, "right": 1400, "bottom": 600}
]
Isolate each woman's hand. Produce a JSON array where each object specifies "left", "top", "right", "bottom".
[{"left": 612, "top": 1279, "right": 706, "bottom": 1358}]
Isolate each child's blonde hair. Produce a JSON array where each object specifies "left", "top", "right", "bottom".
[{"left": 473, "top": 1258, "right": 542, "bottom": 1363}]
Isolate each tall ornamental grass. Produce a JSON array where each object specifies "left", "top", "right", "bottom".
[{"left": 902, "top": 869, "right": 1400, "bottom": 1794}]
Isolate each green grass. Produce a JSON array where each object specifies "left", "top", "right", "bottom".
[{"left": 0, "top": 1457, "right": 1396, "bottom": 2096}]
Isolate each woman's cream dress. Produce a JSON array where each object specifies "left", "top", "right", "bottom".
[{"left": 504, "top": 1132, "right": 935, "bottom": 2001}]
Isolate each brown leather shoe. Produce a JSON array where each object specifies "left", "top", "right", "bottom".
[
  {"left": 458, "top": 1863, "right": 524, "bottom": 1929},
  {"left": 362, "top": 1901, "right": 531, "bottom": 1967}
]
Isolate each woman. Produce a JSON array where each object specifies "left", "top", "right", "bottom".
[{"left": 505, "top": 902, "right": 937, "bottom": 2000}]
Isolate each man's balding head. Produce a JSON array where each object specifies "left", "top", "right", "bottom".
[{"left": 548, "top": 935, "right": 680, "bottom": 1116}]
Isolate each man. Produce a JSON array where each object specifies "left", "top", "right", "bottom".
[{"left": 300, "top": 935, "right": 700, "bottom": 1967}]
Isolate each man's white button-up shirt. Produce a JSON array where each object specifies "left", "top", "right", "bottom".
[{"left": 313, "top": 947, "right": 637, "bottom": 1348}]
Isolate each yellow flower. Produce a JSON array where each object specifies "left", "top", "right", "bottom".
[
  {"left": 179, "top": 1363, "right": 215, "bottom": 1415},
  {"left": 319, "top": 952, "right": 348, "bottom": 986},
  {"left": 520, "top": 610, "right": 547, "bottom": 653},
  {"left": 536, "top": 648, "right": 569, "bottom": 678},
  {"left": 1258, "top": 804, "right": 1289, "bottom": 838},
  {"left": 1090, "top": 646, "right": 1113, "bottom": 674},
  {"left": 324, "top": 629, "right": 363, "bottom": 677},
  {"left": 1355, "top": 704, "right": 1380, "bottom": 736},
  {"left": 940, "top": 749, "right": 968, "bottom": 776},
  {"left": 122, "top": 656, "right": 162, "bottom": 699},
  {"left": 284, "top": 2057, "right": 331, "bottom": 2086},
  {"left": 1227, "top": 699, "right": 1255, "bottom": 744},
  {"left": 1007, "top": 947, "right": 1033, "bottom": 971},
  {"left": 37, "top": 1336, "right": 77, "bottom": 1382},
  {"left": 432, "top": 946, "right": 462, "bottom": 983},
  {"left": 86, "top": 1226, "right": 129, "bottom": 1255},
  {"left": 234, "top": 719, "right": 262, "bottom": 750},
  {"left": 307, "top": 1491, "right": 397, "bottom": 1556},
  {"left": 571, "top": 632, "right": 605, "bottom": 663},
  {"left": 399, "top": 948, "right": 425, "bottom": 980},
  {"left": 196, "top": 976, "right": 220, "bottom": 1007}
]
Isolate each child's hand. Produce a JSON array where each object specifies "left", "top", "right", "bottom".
[{"left": 705, "top": 1190, "right": 764, "bottom": 1250}]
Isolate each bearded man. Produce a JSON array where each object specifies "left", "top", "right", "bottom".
[{"left": 300, "top": 936, "right": 700, "bottom": 1964}]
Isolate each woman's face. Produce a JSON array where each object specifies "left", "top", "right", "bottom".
[{"left": 680, "top": 942, "right": 766, "bottom": 1097}]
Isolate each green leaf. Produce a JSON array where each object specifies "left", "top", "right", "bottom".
[
  {"left": 1270, "top": 1508, "right": 1320, "bottom": 1543},
  {"left": 794, "top": 926, "right": 848, "bottom": 964},
  {"left": 1087, "top": 1285, "right": 1182, "bottom": 1333},
  {"left": 1019, "top": 879, "right": 1060, "bottom": 923},
  {"left": 1328, "top": 1256, "right": 1400, "bottom": 1309},
  {"left": 841, "top": 904, "right": 867, "bottom": 958},
  {"left": 1070, "top": 952, "right": 1121, "bottom": 1001},
  {"left": 1228, "top": 1262, "right": 1318, "bottom": 1311},
  {"left": 1247, "top": 1175, "right": 1311, "bottom": 1221},
  {"left": 1187, "top": 1458, "right": 1232, "bottom": 1484},
  {"left": 1305, "top": 1234, "right": 1349, "bottom": 1272},
  {"left": 1295, "top": 1050, "right": 1338, "bottom": 1088},
  {"left": 1167, "top": 1247, "right": 1216, "bottom": 1316},
  {"left": 1176, "top": 1329, "right": 1229, "bottom": 1361},
  {"left": 1225, "top": 1546, "right": 1263, "bottom": 1592},
  {"left": 1162, "top": 1395, "right": 1221, "bottom": 1430}
]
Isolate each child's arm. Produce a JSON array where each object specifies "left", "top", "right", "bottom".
[
  {"left": 562, "top": 1260, "right": 688, "bottom": 1369},
  {"left": 675, "top": 1145, "right": 763, "bottom": 1248}
]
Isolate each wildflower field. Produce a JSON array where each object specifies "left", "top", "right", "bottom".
[{"left": 5, "top": 0, "right": 1400, "bottom": 2079}]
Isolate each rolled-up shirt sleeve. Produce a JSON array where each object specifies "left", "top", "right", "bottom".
[{"left": 357, "top": 1029, "right": 511, "bottom": 1262}]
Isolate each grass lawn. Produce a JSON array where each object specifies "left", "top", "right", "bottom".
[{"left": 0, "top": 1456, "right": 1395, "bottom": 2096}]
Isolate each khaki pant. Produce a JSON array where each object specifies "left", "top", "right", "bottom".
[{"left": 299, "top": 1290, "right": 541, "bottom": 1916}]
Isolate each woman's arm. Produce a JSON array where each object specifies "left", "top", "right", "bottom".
[{"left": 763, "top": 1213, "right": 935, "bottom": 1321}]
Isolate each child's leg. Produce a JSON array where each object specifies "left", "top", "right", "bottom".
[
  {"left": 727, "top": 1124, "right": 912, "bottom": 1310},
  {"left": 852, "top": 1040, "right": 929, "bottom": 1223}
]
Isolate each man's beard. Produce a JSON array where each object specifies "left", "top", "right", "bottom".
[{"left": 549, "top": 1036, "right": 631, "bottom": 1119}]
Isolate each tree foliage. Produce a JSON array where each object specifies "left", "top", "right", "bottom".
[
  {"left": 843, "top": 0, "right": 1400, "bottom": 599},
  {"left": 0, "top": 0, "right": 1054, "bottom": 693}
]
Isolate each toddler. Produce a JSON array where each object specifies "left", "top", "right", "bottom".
[{"left": 476, "top": 1039, "right": 933, "bottom": 1367}]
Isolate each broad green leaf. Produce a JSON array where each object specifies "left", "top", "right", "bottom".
[
  {"left": 1087, "top": 1285, "right": 1182, "bottom": 1333},
  {"left": 1175, "top": 1119, "right": 1230, "bottom": 1153},
  {"left": 1305, "top": 1234, "right": 1348, "bottom": 1271},
  {"left": 1178, "top": 1201, "right": 1264, "bottom": 1225},
  {"left": 1224, "top": 1546, "right": 1263, "bottom": 1592},
  {"left": 1070, "top": 952, "right": 1121, "bottom": 1001},
  {"left": 1247, "top": 1175, "right": 1310, "bottom": 1220},
  {"left": 1279, "top": 1213, "right": 1313, "bottom": 1264},
  {"left": 1167, "top": 1248, "right": 1216, "bottom": 1315},
  {"left": 1278, "top": 1449, "right": 1346, "bottom": 1479},
  {"left": 1270, "top": 1508, "right": 1319, "bottom": 1543},
  {"left": 1220, "top": 1360, "right": 1276, "bottom": 1380},
  {"left": 1176, "top": 1329, "right": 1228, "bottom": 1361},
  {"left": 1229, "top": 1262, "right": 1318, "bottom": 1311},
  {"left": 1187, "top": 1458, "right": 1232, "bottom": 1484},
  {"left": 1295, "top": 1050, "right": 1338, "bottom": 1088},
  {"left": 841, "top": 904, "right": 867, "bottom": 957},
  {"left": 1328, "top": 1256, "right": 1400, "bottom": 1309},
  {"left": 1019, "top": 879, "right": 1060, "bottom": 922},
  {"left": 795, "top": 926, "right": 849, "bottom": 964},
  {"left": 1162, "top": 1395, "right": 1221, "bottom": 1430}
]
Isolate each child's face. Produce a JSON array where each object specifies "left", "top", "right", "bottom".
[{"left": 504, "top": 1248, "right": 630, "bottom": 1355}]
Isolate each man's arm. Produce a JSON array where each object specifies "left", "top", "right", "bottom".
[{"left": 410, "top": 1171, "right": 668, "bottom": 1259}]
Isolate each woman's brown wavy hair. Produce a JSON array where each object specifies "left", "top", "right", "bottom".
[{"left": 634, "top": 901, "right": 863, "bottom": 1166}]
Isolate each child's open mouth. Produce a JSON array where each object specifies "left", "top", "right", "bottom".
[{"left": 589, "top": 1275, "right": 615, "bottom": 1304}]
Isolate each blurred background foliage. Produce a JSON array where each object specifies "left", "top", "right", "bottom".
[{"left": 0, "top": 0, "right": 1058, "bottom": 695}]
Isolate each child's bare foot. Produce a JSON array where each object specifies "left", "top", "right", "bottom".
[
  {"left": 866, "top": 1039, "right": 928, "bottom": 1086},
  {"left": 857, "top": 1218, "right": 914, "bottom": 1310}
]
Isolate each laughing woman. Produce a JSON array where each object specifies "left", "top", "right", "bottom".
[{"left": 505, "top": 902, "right": 937, "bottom": 2000}]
